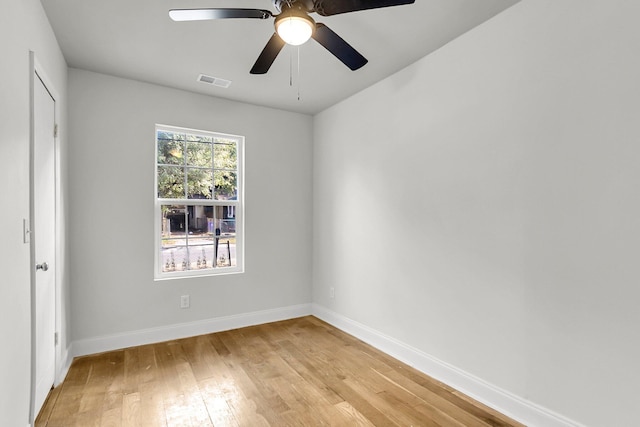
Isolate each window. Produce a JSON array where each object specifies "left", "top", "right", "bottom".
[{"left": 155, "top": 125, "right": 243, "bottom": 279}]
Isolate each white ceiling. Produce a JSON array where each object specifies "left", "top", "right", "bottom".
[{"left": 41, "top": 0, "right": 518, "bottom": 114}]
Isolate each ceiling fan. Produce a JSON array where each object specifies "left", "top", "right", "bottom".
[{"left": 169, "top": 0, "right": 415, "bottom": 74}]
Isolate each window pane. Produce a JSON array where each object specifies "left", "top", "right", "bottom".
[
  {"left": 187, "top": 168, "right": 213, "bottom": 199},
  {"left": 157, "top": 133, "right": 184, "bottom": 165},
  {"left": 187, "top": 141, "right": 212, "bottom": 167},
  {"left": 157, "top": 166, "right": 185, "bottom": 198},
  {"left": 214, "top": 142, "right": 237, "bottom": 170},
  {"left": 215, "top": 236, "right": 236, "bottom": 267},
  {"left": 188, "top": 204, "right": 210, "bottom": 233},
  {"left": 161, "top": 204, "right": 237, "bottom": 272},
  {"left": 187, "top": 236, "right": 215, "bottom": 270},
  {"left": 211, "top": 205, "right": 236, "bottom": 267},
  {"left": 161, "top": 205, "right": 187, "bottom": 272},
  {"left": 188, "top": 205, "right": 218, "bottom": 269},
  {"left": 214, "top": 170, "right": 237, "bottom": 200}
]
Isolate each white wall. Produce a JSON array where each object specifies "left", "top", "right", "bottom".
[
  {"left": 68, "top": 69, "right": 313, "bottom": 342},
  {"left": 8, "top": 0, "right": 638, "bottom": 425},
  {"left": 0, "top": 0, "right": 69, "bottom": 425},
  {"left": 313, "top": 1, "right": 640, "bottom": 425}
]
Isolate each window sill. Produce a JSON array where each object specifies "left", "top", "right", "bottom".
[{"left": 154, "top": 267, "right": 244, "bottom": 281}]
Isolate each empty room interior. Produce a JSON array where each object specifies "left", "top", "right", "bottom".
[{"left": 2, "top": 0, "right": 639, "bottom": 426}]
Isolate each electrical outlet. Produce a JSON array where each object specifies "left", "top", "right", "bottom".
[
  {"left": 180, "top": 295, "right": 190, "bottom": 309},
  {"left": 329, "top": 287, "right": 335, "bottom": 299}
]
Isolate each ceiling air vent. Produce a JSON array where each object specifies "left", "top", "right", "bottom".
[{"left": 197, "top": 74, "right": 232, "bottom": 88}]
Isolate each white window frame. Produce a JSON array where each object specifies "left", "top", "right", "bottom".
[{"left": 154, "top": 124, "right": 244, "bottom": 280}]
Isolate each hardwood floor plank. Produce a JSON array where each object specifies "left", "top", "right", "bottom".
[
  {"left": 333, "top": 401, "right": 377, "bottom": 427},
  {"left": 343, "top": 376, "right": 431, "bottom": 427},
  {"left": 44, "top": 384, "right": 84, "bottom": 425},
  {"left": 413, "top": 402, "right": 469, "bottom": 427},
  {"left": 174, "top": 362, "right": 213, "bottom": 427},
  {"left": 100, "top": 405, "right": 122, "bottom": 427},
  {"left": 216, "top": 331, "right": 292, "bottom": 424},
  {"left": 137, "top": 344, "right": 162, "bottom": 385},
  {"left": 35, "top": 384, "right": 61, "bottom": 426},
  {"left": 180, "top": 335, "right": 219, "bottom": 382},
  {"left": 271, "top": 341, "right": 345, "bottom": 406},
  {"left": 367, "top": 366, "right": 495, "bottom": 427},
  {"left": 197, "top": 378, "right": 241, "bottom": 427},
  {"left": 37, "top": 316, "right": 524, "bottom": 427},
  {"left": 121, "top": 392, "right": 140, "bottom": 426},
  {"left": 122, "top": 348, "right": 140, "bottom": 395},
  {"left": 138, "top": 380, "right": 168, "bottom": 427},
  {"left": 198, "top": 337, "right": 274, "bottom": 426}
]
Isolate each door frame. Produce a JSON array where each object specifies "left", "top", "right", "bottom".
[{"left": 29, "top": 51, "right": 62, "bottom": 423}]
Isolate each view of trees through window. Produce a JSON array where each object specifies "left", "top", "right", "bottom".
[
  {"left": 156, "top": 127, "right": 242, "bottom": 276},
  {"left": 157, "top": 130, "right": 237, "bottom": 200}
]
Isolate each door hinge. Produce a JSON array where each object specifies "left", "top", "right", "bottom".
[
  {"left": 23, "top": 218, "right": 31, "bottom": 244},
  {"left": 54, "top": 123, "right": 58, "bottom": 138},
  {"left": 54, "top": 332, "right": 59, "bottom": 346}
]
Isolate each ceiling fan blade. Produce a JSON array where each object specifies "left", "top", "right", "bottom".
[
  {"left": 250, "top": 33, "right": 286, "bottom": 74},
  {"left": 311, "top": 23, "right": 367, "bottom": 71},
  {"left": 169, "top": 8, "right": 272, "bottom": 22},
  {"left": 314, "top": 0, "right": 415, "bottom": 16}
]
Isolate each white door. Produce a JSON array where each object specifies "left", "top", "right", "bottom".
[{"left": 32, "top": 72, "right": 56, "bottom": 419}]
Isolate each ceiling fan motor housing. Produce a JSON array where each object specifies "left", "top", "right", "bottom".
[{"left": 273, "top": 0, "right": 316, "bottom": 14}]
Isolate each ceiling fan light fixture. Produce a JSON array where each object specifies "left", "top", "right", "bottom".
[{"left": 275, "top": 14, "right": 315, "bottom": 46}]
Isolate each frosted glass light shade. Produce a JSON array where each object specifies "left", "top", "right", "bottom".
[{"left": 276, "top": 16, "right": 314, "bottom": 45}]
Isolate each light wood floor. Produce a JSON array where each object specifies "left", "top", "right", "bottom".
[{"left": 36, "top": 316, "right": 524, "bottom": 427}]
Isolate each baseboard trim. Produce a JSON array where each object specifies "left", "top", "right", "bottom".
[
  {"left": 55, "top": 345, "right": 72, "bottom": 386},
  {"left": 311, "top": 303, "right": 584, "bottom": 427},
  {"left": 71, "top": 303, "right": 312, "bottom": 358}
]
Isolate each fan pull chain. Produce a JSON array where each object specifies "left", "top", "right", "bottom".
[
  {"left": 297, "top": 45, "right": 301, "bottom": 101},
  {"left": 289, "top": 47, "right": 293, "bottom": 87},
  {"left": 288, "top": 46, "right": 302, "bottom": 101}
]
